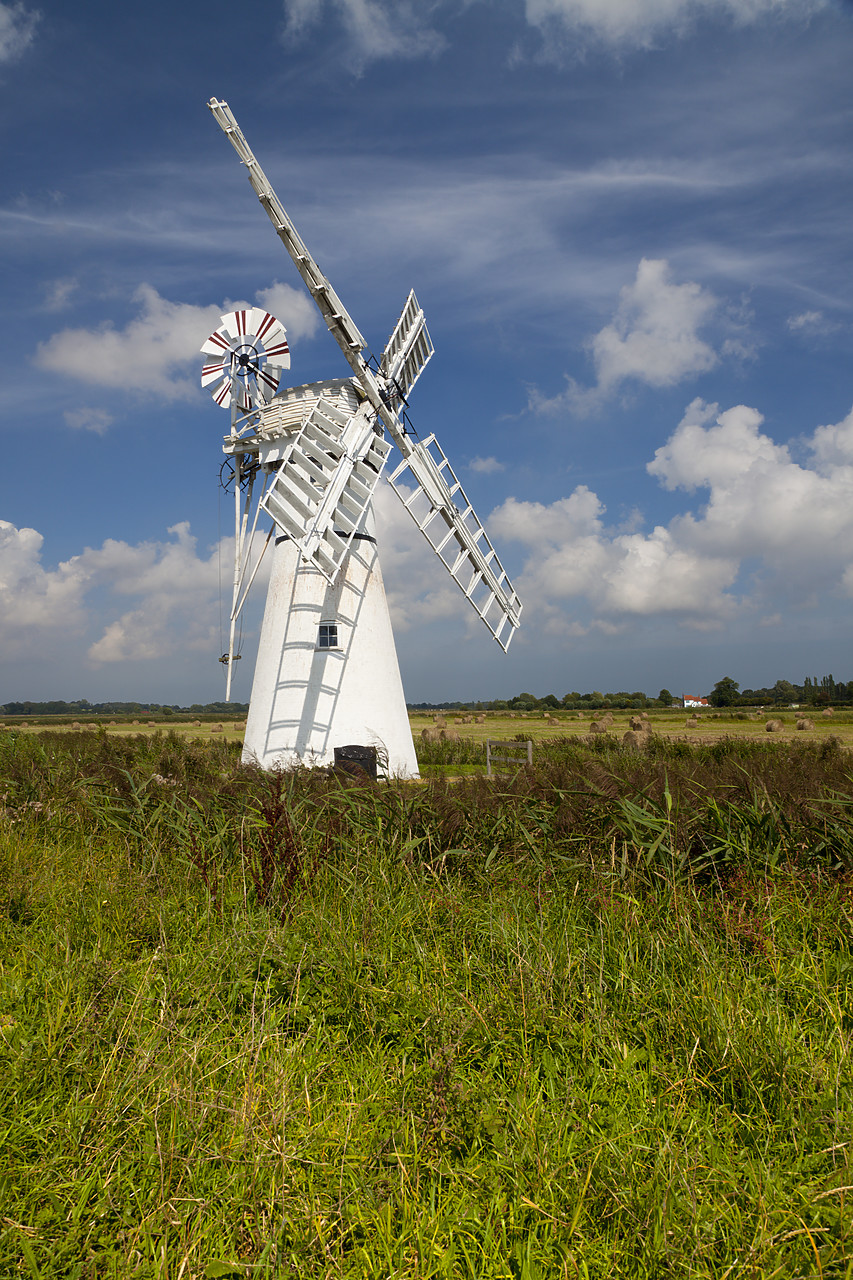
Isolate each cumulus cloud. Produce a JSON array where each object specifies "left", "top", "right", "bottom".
[
  {"left": 35, "top": 282, "right": 320, "bottom": 402},
  {"left": 469, "top": 455, "right": 506, "bottom": 474},
  {"left": 491, "top": 398, "right": 853, "bottom": 636},
  {"left": 0, "top": 520, "right": 272, "bottom": 674},
  {"left": 531, "top": 258, "right": 719, "bottom": 413},
  {"left": 283, "top": 0, "right": 445, "bottom": 70},
  {"left": 523, "top": 0, "right": 829, "bottom": 54},
  {"left": 0, "top": 2, "right": 39, "bottom": 64},
  {"left": 0, "top": 521, "right": 88, "bottom": 656}
]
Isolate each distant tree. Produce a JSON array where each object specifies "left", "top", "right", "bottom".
[
  {"left": 657, "top": 688, "right": 673, "bottom": 705},
  {"left": 509, "top": 692, "right": 538, "bottom": 709},
  {"left": 540, "top": 694, "right": 560, "bottom": 708},
  {"left": 708, "top": 676, "right": 740, "bottom": 707},
  {"left": 772, "top": 679, "right": 797, "bottom": 705}
]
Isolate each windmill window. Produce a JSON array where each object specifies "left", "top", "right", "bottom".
[{"left": 318, "top": 623, "right": 339, "bottom": 650}]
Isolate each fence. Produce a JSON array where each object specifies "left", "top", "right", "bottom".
[{"left": 486, "top": 738, "right": 533, "bottom": 778}]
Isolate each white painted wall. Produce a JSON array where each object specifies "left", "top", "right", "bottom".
[{"left": 243, "top": 506, "right": 419, "bottom": 777}]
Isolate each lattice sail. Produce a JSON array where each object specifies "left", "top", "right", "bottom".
[
  {"left": 380, "top": 290, "right": 434, "bottom": 404},
  {"left": 388, "top": 434, "right": 522, "bottom": 650},
  {"left": 260, "top": 399, "right": 391, "bottom": 582}
]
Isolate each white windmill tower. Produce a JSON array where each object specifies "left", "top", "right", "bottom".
[{"left": 202, "top": 99, "right": 521, "bottom": 777}]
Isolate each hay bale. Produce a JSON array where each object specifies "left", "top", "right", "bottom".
[
  {"left": 421, "top": 727, "right": 442, "bottom": 742},
  {"left": 589, "top": 720, "right": 609, "bottom": 735},
  {"left": 476, "top": 714, "right": 485, "bottom": 724},
  {"left": 147, "top": 721, "right": 156, "bottom": 727},
  {"left": 210, "top": 725, "right": 223, "bottom": 734},
  {"left": 71, "top": 721, "right": 81, "bottom": 730},
  {"left": 765, "top": 719, "right": 784, "bottom": 733},
  {"left": 796, "top": 718, "right": 815, "bottom": 731},
  {"left": 439, "top": 728, "right": 460, "bottom": 742},
  {"left": 20, "top": 721, "right": 28, "bottom": 728},
  {"left": 685, "top": 717, "right": 699, "bottom": 728},
  {"left": 629, "top": 716, "right": 650, "bottom": 732},
  {"left": 822, "top": 707, "right": 834, "bottom": 717},
  {"left": 622, "top": 729, "right": 647, "bottom": 749}
]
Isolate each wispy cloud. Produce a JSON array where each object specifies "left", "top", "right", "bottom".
[
  {"left": 282, "top": 0, "right": 445, "bottom": 71},
  {"left": 0, "top": 1, "right": 39, "bottom": 64},
  {"left": 63, "top": 408, "right": 114, "bottom": 435},
  {"left": 523, "top": 0, "right": 830, "bottom": 55}
]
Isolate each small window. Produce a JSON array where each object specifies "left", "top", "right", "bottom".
[{"left": 318, "top": 623, "right": 339, "bottom": 649}]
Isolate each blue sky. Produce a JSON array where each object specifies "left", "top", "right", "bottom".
[{"left": 1, "top": 0, "right": 852, "bottom": 704}]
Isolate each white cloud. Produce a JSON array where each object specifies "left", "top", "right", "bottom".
[
  {"left": 491, "top": 398, "right": 853, "bottom": 636},
  {"left": 43, "top": 277, "right": 77, "bottom": 312},
  {"left": 469, "top": 455, "right": 506, "bottom": 474},
  {"left": 34, "top": 282, "right": 320, "bottom": 402},
  {"left": 523, "top": 0, "right": 829, "bottom": 53},
  {"left": 787, "top": 308, "right": 837, "bottom": 338},
  {"left": 373, "top": 482, "right": 463, "bottom": 633},
  {"left": 0, "top": 520, "right": 272, "bottom": 673},
  {"left": 0, "top": 2, "right": 39, "bottom": 64},
  {"left": 590, "top": 258, "right": 718, "bottom": 392},
  {"left": 63, "top": 408, "right": 114, "bottom": 435},
  {"left": 283, "top": 0, "right": 445, "bottom": 70},
  {"left": 0, "top": 521, "right": 88, "bottom": 655},
  {"left": 531, "top": 258, "right": 719, "bottom": 414}
]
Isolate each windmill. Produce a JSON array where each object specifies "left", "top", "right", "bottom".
[{"left": 203, "top": 98, "right": 521, "bottom": 776}]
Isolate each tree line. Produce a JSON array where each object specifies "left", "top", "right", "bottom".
[
  {"left": 0, "top": 700, "right": 249, "bottom": 717},
  {"left": 411, "top": 674, "right": 851, "bottom": 713}
]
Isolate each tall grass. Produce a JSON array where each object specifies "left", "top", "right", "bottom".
[{"left": 0, "top": 728, "right": 850, "bottom": 1277}]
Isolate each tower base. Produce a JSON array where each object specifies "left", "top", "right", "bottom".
[{"left": 242, "top": 529, "right": 419, "bottom": 778}]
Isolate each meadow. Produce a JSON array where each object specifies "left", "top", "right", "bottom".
[{"left": 0, "top": 724, "right": 851, "bottom": 1278}]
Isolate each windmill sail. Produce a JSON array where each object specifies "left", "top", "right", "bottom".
[
  {"left": 259, "top": 398, "right": 391, "bottom": 581},
  {"left": 208, "top": 98, "right": 521, "bottom": 651},
  {"left": 380, "top": 290, "right": 434, "bottom": 405},
  {"left": 388, "top": 435, "right": 522, "bottom": 651}
]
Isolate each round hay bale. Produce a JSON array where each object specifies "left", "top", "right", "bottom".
[
  {"left": 589, "top": 720, "right": 608, "bottom": 735},
  {"left": 476, "top": 715, "right": 485, "bottom": 724},
  {"left": 439, "top": 728, "right": 460, "bottom": 742},
  {"left": 622, "top": 729, "right": 646, "bottom": 749},
  {"left": 629, "top": 716, "right": 649, "bottom": 732},
  {"left": 685, "top": 717, "right": 699, "bottom": 728},
  {"left": 765, "top": 719, "right": 784, "bottom": 733},
  {"left": 421, "top": 726, "right": 441, "bottom": 742},
  {"left": 796, "top": 718, "right": 815, "bottom": 731},
  {"left": 147, "top": 721, "right": 156, "bottom": 727},
  {"left": 20, "top": 721, "right": 28, "bottom": 728},
  {"left": 210, "top": 725, "right": 223, "bottom": 734},
  {"left": 194, "top": 720, "right": 202, "bottom": 727},
  {"left": 822, "top": 707, "right": 834, "bottom": 717},
  {"left": 71, "top": 721, "right": 81, "bottom": 730}
]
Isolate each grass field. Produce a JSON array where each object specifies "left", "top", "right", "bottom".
[{"left": 1, "top": 727, "right": 851, "bottom": 1278}]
